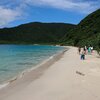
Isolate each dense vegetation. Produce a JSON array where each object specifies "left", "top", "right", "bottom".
[
  {"left": 61, "top": 9, "right": 100, "bottom": 50},
  {"left": 0, "top": 9, "right": 100, "bottom": 50},
  {"left": 0, "top": 22, "right": 75, "bottom": 44}
]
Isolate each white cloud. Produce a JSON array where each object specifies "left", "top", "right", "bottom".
[
  {"left": 0, "top": 6, "right": 23, "bottom": 27},
  {"left": 25, "top": 0, "right": 100, "bottom": 13},
  {"left": 0, "top": 0, "right": 100, "bottom": 27},
  {"left": 0, "top": 0, "right": 26, "bottom": 27}
]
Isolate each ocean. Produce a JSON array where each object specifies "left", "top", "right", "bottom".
[{"left": 0, "top": 45, "right": 65, "bottom": 84}]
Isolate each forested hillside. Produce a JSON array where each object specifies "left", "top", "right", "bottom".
[
  {"left": 61, "top": 9, "right": 100, "bottom": 49},
  {"left": 0, "top": 22, "right": 75, "bottom": 44}
]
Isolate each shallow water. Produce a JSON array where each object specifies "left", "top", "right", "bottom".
[{"left": 0, "top": 45, "right": 64, "bottom": 84}]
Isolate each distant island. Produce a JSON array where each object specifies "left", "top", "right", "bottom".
[{"left": 0, "top": 9, "right": 100, "bottom": 50}]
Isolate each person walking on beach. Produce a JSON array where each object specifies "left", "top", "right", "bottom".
[
  {"left": 84, "top": 46, "right": 87, "bottom": 55},
  {"left": 80, "top": 48, "right": 85, "bottom": 60},
  {"left": 88, "top": 46, "right": 91, "bottom": 54},
  {"left": 78, "top": 47, "right": 81, "bottom": 54},
  {"left": 91, "top": 46, "right": 93, "bottom": 53}
]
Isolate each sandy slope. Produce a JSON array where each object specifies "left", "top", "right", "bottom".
[{"left": 0, "top": 47, "right": 100, "bottom": 100}]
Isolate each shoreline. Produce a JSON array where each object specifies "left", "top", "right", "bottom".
[
  {"left": 1, "top": 46, "right": 100, "bottom": 100},
  {"left": 0, "top": 47, "right": 68, "bottom": 90}
]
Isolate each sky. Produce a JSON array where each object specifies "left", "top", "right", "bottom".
[{"left": 0, "top": 0, "right": 100, "bottom": 28}]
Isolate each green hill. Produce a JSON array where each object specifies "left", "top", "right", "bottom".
[
  {"left": 0, "top": 22, "right": 75, "bottom": 44},
  {"left": 61, "top": 9, "right": 100, "bottom": 49}
]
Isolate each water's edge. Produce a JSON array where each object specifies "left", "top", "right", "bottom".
[{"left": 0, "top": 47, "right": 68, "bottom": 90}]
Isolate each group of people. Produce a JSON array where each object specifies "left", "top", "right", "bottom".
[{"left": 78, "top": 46, "right": 93, "bottom": 60}]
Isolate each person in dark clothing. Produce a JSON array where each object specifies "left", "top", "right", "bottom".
[
  {"left": 78, "top": 47, "right": 81, "bottom": 55},
  {"left": 81, "top": 48, "right": 85, "bottom": 60}
]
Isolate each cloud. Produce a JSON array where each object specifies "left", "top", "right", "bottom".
[
  {"left": 0, "top": 6, "right": 22, "bottom": 27},
  {"left": 25, "top": 0, "right": 100, "bottom": 14},
  {"left": 0, "top": 0, "right": 26, "bottom": 27},
  {"left": 0, "top": 0, "right": 100, "bottom": 27}
]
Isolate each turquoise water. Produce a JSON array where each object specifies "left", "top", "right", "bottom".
[{"left": 0, "top": 45, "right": 64, "bottom": 84}]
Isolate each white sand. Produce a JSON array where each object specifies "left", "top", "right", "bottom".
[{"left": 0, "top": 46, "right": 100, "bottom": 100}]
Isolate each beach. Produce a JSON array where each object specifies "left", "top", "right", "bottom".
[{"left": 0, "top": 46, "right": 100, "bottom": 100}]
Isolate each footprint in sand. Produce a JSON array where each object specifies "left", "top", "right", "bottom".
[{"left": 76, "top": 71, "right": 85, "bottom": 76}]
